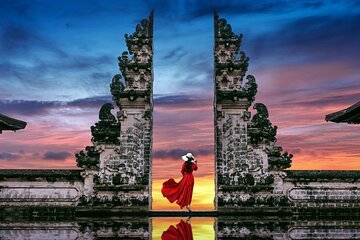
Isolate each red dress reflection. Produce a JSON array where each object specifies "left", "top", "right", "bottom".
[
  {"left": 161, "top": 219, "right": 193, "bottom": 240},
  {"left": 161, "top": 162, "right": 198, "bottom": 209}
]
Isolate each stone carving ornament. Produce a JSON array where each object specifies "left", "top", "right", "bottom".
[
  {"left": 248, "top": 103, "right": 277, "bottom": 145},
  {"left": 91, "top": 103, "right": 120, "bottom": 144}
]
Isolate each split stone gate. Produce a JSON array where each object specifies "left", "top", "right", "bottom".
[{"left": 0, "top": 11, "right": 359, "bottom": 214}]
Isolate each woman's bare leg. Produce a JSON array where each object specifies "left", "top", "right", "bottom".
[{"left": 186, "top": 204, "right": 191, "bottom": 212}]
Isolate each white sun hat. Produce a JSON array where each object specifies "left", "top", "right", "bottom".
[{"left": 182, "top": 153, "right": 196, "bottom": 162}]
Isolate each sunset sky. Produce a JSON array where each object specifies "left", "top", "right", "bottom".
[{"left": 1, "top": 1, "right": 360, "bottom": 210}]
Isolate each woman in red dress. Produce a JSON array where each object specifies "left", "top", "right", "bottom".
[{"left": 161, "top": 153, "right": 198, "bottom": 211}]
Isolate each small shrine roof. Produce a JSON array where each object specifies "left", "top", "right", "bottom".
[
  {"left": 0, "top": 113, "right": 27, "bottom": 133},
  {"left": 325, "top": 101, "right": 360, "bottom": 124}
]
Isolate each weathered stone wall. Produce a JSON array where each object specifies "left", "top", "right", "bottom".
[
  {"left": 283, "top": 170, "right": 360, "bottom": 209},
  {"left": 0, "top": 170, "right": 85, "bottom": 206}
]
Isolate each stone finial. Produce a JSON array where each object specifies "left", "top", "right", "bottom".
[
  {"left": 214, "top": 11, "right": 256, "bottom": 105},
  {"left": 214, "top": 10, "right": 242, "bottom": 48},
  {"left": 125, "top": 10, "right": 153, "bottom": 53},
  {"left": 111, "top": 12, "right": 154, "bottom": 105}
]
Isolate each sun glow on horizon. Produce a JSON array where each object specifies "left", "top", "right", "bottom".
[{"left": 152, "top": 175, "right": 215, "bottom": 210}]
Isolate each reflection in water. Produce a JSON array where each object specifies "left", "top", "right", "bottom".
[
  {"left": 1, "top": 215, "right": 360, "bottom": 239},
  {"left": 217, "top": 216, "right": 360, "bottom": 239},
  {"left": 152, "top": 217, "right": 215, "bottom": 240},
  {"left": 161, "top": 218, "right": 193, "bottom": 240}
]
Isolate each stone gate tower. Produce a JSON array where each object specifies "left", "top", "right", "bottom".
[
  {"left": 76, "top": 12, "right": 154, "bottom": 211},
  {"left": 214, "top": 12, "right": 292, "bottom": 211}
]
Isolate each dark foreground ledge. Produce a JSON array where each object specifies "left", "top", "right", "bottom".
[{"left": 2, "top": 206, "right": 360, "bottom": 220}]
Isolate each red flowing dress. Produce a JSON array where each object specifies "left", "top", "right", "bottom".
[
  {"left": 161, "top": 162, "right": 198, "bottom": 208},
  {"left": 161, "top": 219, "right": 193, "bottom": 240}
]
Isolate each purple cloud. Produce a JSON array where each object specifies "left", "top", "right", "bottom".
[
  {"left": 43, "top": 151, "right": 71, "bottom": 161},
  {"left": 0, "top": 95, "right": 112, "bottom": 116},
  {"left": 0, "top": 152, "right": 21, "bottom": 160}
]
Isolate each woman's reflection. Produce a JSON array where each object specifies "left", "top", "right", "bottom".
[{"left": 161, "top": 217, "right": 193, "bottom": 240}]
